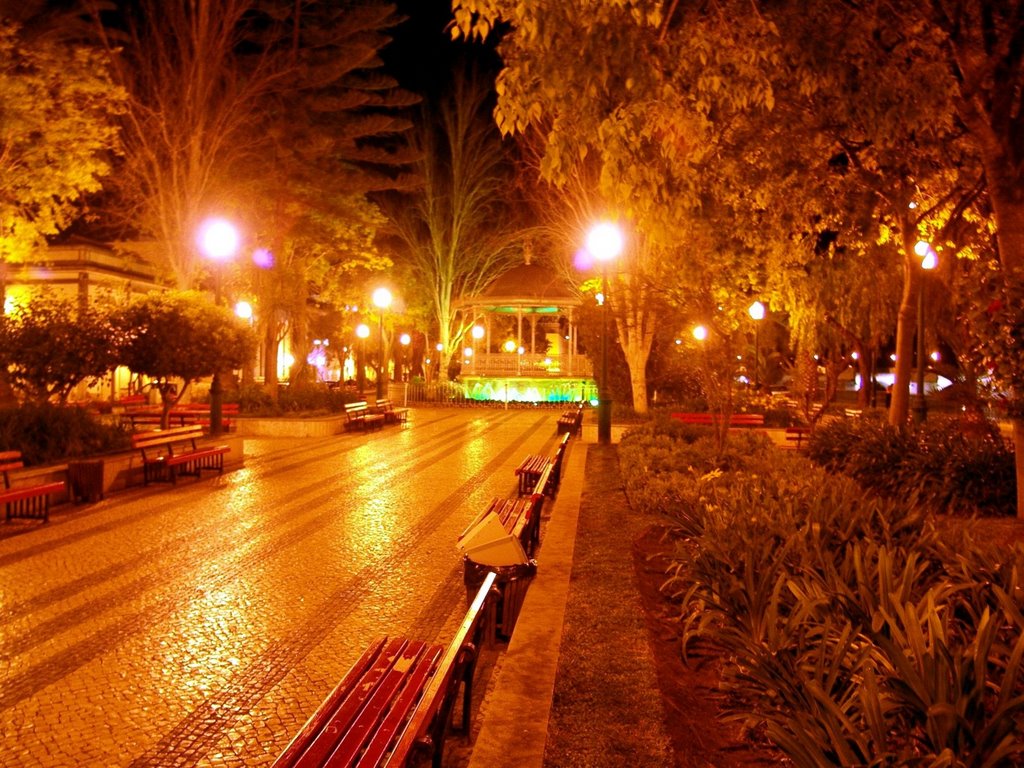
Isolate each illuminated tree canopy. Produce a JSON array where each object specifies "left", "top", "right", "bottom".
[{"left": 0, "top": 19, "right": 123, "bottom": 275}]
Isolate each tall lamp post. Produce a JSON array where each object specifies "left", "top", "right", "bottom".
[
  {"left": 197, "top": 217, "right": 239, "bottom": 436},
  {"left": 586, "top": 222, "right": 624, "bottom": 445},
  {"left": 399, "top": 333, "right": 411, "bottom": 382},
  {"left": 748, "top": 300, "right": 765, "bottom": 391},
  {"left": 372, "top": 287, "right": 393, "bottom": 400},
  {"left": 913, "top": 241, "right": 938, "bottom": 424},
  {"left": 355, "top": 323, "right": 370, "bottom": 394}
]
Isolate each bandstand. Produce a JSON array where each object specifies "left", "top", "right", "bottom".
[{"left": 454, "top": 260, "right": 595, "bottom": 403}]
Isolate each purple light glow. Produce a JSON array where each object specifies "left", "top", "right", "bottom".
[{"left": 252, "top": 248, "right": 274, "bottom": 269}]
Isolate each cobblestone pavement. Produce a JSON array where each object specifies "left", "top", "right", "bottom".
[{"left": 0, "top": 408, "right": 563, "bottom": 767}]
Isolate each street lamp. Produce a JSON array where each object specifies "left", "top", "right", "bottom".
[
  {"left": 399, "top": 333, "right": 411, "bottom": 382},
  {"left": 355, "top": 322, "right": 370, "bottom": 394},
  {"left": 585, "top": 222, "right": 624, "bottom": 445},
  {"left": 913, "top": 241, "right": 937, "bottom": 424},
  {"left": 196, "top": 217, "right": 239, "bottom": 436},
  {"left": 748, "top": 300, "right": 765, "bottom": 391},
  {"left": 471, "top": 324, "right": 484, "bottom": 373},
  {"left": 372, "top": 287, "right": 393, "bottom": 400}
]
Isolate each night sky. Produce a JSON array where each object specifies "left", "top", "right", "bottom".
[{"left": 381, "top": 0, "right": 499, "bottom": 100}]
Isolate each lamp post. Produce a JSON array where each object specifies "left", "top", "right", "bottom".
[
  {"left": 586, "top": 222, "right": 624, "bottom": 445},
  {"left": 471, "top": 324, "right": 485, "bottom": 374},
  {"left": 355, "top": 323, "right": 370, "bottom": 394},
  {"left": 399, "top": 333, "right": 411, "bottom": 382},
  {"left": 748, "top": 300, "right": 765, "bottom": 392},
  {"left": 372, "top": 287, "right": 393, "bottom": 400},
  {"left": 197, "top": 217, "right": 239, "bottom": 436},
  {"left": 913, "top": 241, "right": 937, "bottom": 424}
]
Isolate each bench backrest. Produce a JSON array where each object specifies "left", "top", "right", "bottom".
[
  {"left": 387, "top": 570, "right": 498, "bottom": 763},
  {"left": 273, "top": 571, "right": 497, "bottom": 768},
  {"left": 671, "top": 412, "right": 764, "bottom": 426},
  {"left": 0, "top": 450, "right": 25, "bottom": 488},
  {"left": 345, "top": 401, "right": 369, "bottom": 415},
  {"left": 131, "top": 425, "right": 204, "bottom": 451},
  {"left": 375, "top": 399, "right": 393, "bottom": 410},
  {"left": 175, "top": 403, "right": 240, "bottom": 413}
]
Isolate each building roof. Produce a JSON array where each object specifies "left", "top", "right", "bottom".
[{"left": 462, "top": 263, "right": 580, "bottom": 313}]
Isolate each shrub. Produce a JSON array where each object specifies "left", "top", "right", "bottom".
[
  {"left": 620, "top": 419, "right": 1024, "bottom": 766},
  {"left": 808, "top": 415, "right": 1015, "bottom": 516},
  {"left": 0, "top": 404, "right": 130, "bottom": 465}
]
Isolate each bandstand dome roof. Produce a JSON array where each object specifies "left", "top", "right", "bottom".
[{"left": 462, "top": 262, "right": 580, "bottom": 314}]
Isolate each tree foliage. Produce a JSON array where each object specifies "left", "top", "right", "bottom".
[
  {"left": 0, "top": 18, "right": 123, "bottom": 275},
  {"left": 115, "top": 291, "right": 256, "bottom": 412},
  {"left": 382, "top": 72, "right": 523, "bottom": 371},
  {"left": 0, "top": 291, "right": 121, "bottom": 404}
]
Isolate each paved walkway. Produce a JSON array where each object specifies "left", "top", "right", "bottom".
[{"left": 0, "top": 408, "right": 572, "bottom": 767}]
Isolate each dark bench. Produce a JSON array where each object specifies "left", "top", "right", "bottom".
[
  {"left": 556, "top": 405, "right": 583, "bottom": 436},
  {"left": 123, "top": 404, "right": 239, "bottom": 432},
  {"left": 514, "top": 454, "right": 550, "bottom": 496},
  {"left": 169, "top": 403, "right": 239, "bottom": 431},
  {"left": 131, "top": 425, "right": 230, "bottom": 485},
  {"left": 113, "top": 393, "right": 148, "bottom": 410},
  {"left": 783, "top": 426, "right": 811, "bottom": 450},
  {"left": 344, "top": 401, "right": 386, "bottom": 432},
  {"left": 0, "top": 451, "right": 65, "bottom": 523},
  {"left": 670, "top": 412, "right": 766, "bottom": 428},
  {"left": 273, "top": 570, "right": 498, "bottom": 768},
  {"left": 513, "top": 432, "right": 570, "bottom": 497},
  {"left": 373, "top": 398, "right": 409, "bottom": 425}
]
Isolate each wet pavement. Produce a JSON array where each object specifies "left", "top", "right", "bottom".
[{"left": 0, "top": 408, "right": 567, "bottom": 767}]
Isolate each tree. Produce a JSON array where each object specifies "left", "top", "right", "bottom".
[
  {"left": 0, "top": 291, "right": 121, "bottom": 404},
  {"left": 116, "top": 291, "right": 256, "bottom": 428},
  {"left": 239, "top": 0, "right": 417, "bottom": 395},
  {"left": 0, "top": 18, "right": 123, "bottom": 299},
  {"left": 383, "top": 73, "right": 523, "bottom": 374},
  {"left": 452, "top": 3, "right": 784, "bottom": 415}
]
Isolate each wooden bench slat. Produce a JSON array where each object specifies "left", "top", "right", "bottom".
[
  {"left": 671, "top": 412, "right": 765, "bottom": 428},
  {"left": 290, "top": 637, "right": 412, "bottom": 768},
  {"left": 130, "top": 425, "right": 229, "bottom": 485},
  {"left": 274, "top": 640, "right": 390, "bottom": 768},
  {"left": 1, "top": 451, "right": 64, "bottom": 523},
  {"left": 275, "top": 571, "right": 498, "bottom": 768},
  {"left": 332, "top": 641, "right": 439, "bottom": 767},
  {"left": 383, "top": 570, "right": 497, "bottom": 767}
]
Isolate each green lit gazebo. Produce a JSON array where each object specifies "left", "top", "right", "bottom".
[{"left": 454, "top": 258, "right": 595, "bottom": 403}]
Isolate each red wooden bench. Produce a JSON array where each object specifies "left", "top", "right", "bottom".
[
  {"left": 513, "top": 432, "right": 570, "bottom": 497},
  {"left": 169, "top": 403, "right": 239, "bottom": 431},
  {"left": 373, "top": 399, "right": 409, "bottom": 425},
  {"left": 784, "top": 426, "right": 811, "bottom": 450},
  {"left": 0, "top": 450, "right": 65, "bottom": 523},
  {"left": 344, "top": 402, "right": 386, "bottom": 432},
  {"left": 670, "top": 412, "right": 765, "bottom": 428},
  {"left": 273, "top": 570, "right": 498, "bottom": 768},
  {"left": 113, "top": 393, "right": 148, "bottom": 410},
  {"left": 124, "top": 403, "right": 239, "bottom": 432},
  {"left": 130, "top": 425, "right": 230, "bottom": 485},
  {"left": 556, "top": 405, "right": 583, "bottom": 436}
]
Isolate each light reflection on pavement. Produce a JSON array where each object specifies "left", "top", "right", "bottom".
[{"left": 0, "top": 408, "right": 561, "bottom": 767}]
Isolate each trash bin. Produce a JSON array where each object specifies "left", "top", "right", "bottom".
[
  {"left": 67, "top": 460, "right": 104, "bottom": 504},
  {"left": 463, "top": 556, "right": 537, "bottom": 641}
]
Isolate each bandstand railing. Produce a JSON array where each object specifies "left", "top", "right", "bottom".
[{"left": 467, "top": 352, "right": 592, "bottom": 378}]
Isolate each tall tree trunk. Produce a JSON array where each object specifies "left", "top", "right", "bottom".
[
  {"left": 614, "top": 273, "right": 655, "bottom": 415},
  {"left": 889, "top": 249, "right": 916, "bottom": 427},
  {"left": 977, "top": 157, "right": 1024, "bottom": 516}
]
